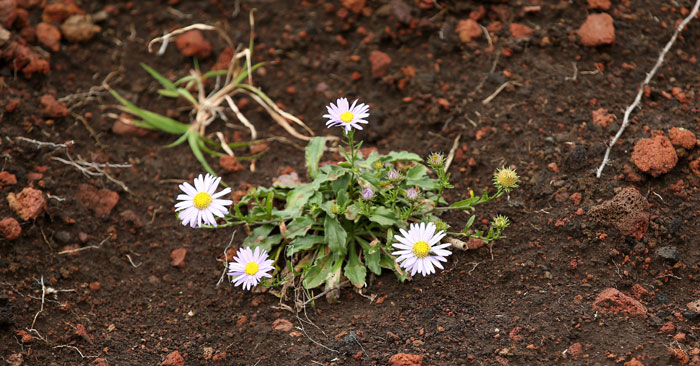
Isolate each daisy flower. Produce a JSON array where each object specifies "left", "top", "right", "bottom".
[
  {"left": 323, "top": 97, "right": 369, "bottom": 132},
  {"left": 392, "top": 222, "right": 451, "bottom": 277},
  {"left": 228, "top": 247, "right": 274, "bottom": 291},
  {"left": 175, "top": 173, "right": 232, "bottom": 228}
]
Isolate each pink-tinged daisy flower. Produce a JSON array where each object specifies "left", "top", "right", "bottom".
[
  {"left": 175, "top": 173, "right": 232, "bottom": 228},
  {"left": 323, "top": 97, "right": 369, "bottom": 133},
  {"left": 392, "top": 222, "right": 451, "bottom": 277},
  {"left": 228, "top": 247, "right": 274, "bottom": 290}
]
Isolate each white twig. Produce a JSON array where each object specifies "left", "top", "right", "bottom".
[
  {"left": 126, "top": 254, "right": 142, "bottom": 268},
  {"left": 51, "top": 153, "right": 131, "bottom": 192},
  {"left": 53, "top": 345, "right": 97, "bottom": 359},
  {"left": 596, "top": 0, "right": 700, "bottom": 178},
  {"left": 58, "top": 234, "right": 112, "bottom": 255},
  {"left": 444, "top": 134, "right": 461, "bottom": 171},
  {"left": 14, "top": 137, "right": 73, "bottom": 149},
  {"left": 148, "top": 24, "right": 217, "bottom": 55},
  {"left": 30, "top": 275, "right": 45, "bottom": 329},
  {"left": 216, "top": 231, "right": 236, "bottom": 287}
]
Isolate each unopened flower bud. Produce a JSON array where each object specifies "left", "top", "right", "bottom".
[
  {"left": 493, "top": 167, "right": 520, "bottom": 192},
  {"left": 492, "top": 215, "right": 510, "bottom": 229},
  {"left": 361, "top": 187, "right": 374, "bottom": 200},
  {"left": 406, "top": 187, "right": 418, "bottom": 200},
  {"left": 427, "top": 152, "right": 445, "bottom": 168},
  {"left": 387, "top": 169, "right": 400, "bottom": 181}
]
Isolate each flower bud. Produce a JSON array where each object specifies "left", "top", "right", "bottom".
[
  {"left": 361, "top": 187, "right": 374, "bottom": 200},
  {"left": 492, "top": 215, "right": 510, "bottom": 229},
  {"left": 427, "top": 152, "right": 445, "bottom": 168},
  {"left": 387, "top": 169, "right": 400, "bottom": 181},
  {"left": 405, "top": 187, "right": 418, "bottom": 200},
  {"left": 493, "top": 167, "right": 519, "bottom": 192}
]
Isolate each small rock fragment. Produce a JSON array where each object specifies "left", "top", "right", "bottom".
[
  {"left": 630, "top": 135, "right": 678, "bottom": 177},
  {"left": 509, "top": 23, "right": 534, "bottom": 39},
  {"left": 592, "top": 108, "right": 614, "bottom": 127},
  {"left": 161, "top": 350, "right": 185, "bottom": 366},
  {"left": 587, "top": 0, "right": 611, "bottom": 10},
  {"left": 60, "top": 14, "right": 101, "bottom": 43},
  {"left": 455, "top": 19, "right": 482, "bottom": 43},
  {"left": 341, "top": 0, "right": 365, "bottom": 13},
  {"left": 176, "top": 30, "right": 211, "bottom": 59},
  {"left": 369, "top": 50, "right": 391, "bottom": 78},
  {"left": 36, "top": 22, "right": 61, "bottom": 52},
  {"left": 42, "top": 0, "right": 83, "bottom": 23},
  {"left": 272, "top": 318, "right": 293, "bottom": 331},
  {"left": 0, "top": 0, "right": 17, "bottom": 28},
  {"left": 76, "top": 184, "right": 119, "bottom": 217},
  {"left": 577, "top": 13, "right": 615, "bottom": 47},
  {"left": 170, "top": 248, "right": 187, "bottom": 267},
  {"left": 389, "top": 353, "right": 423, "bottom": 366},
  {"left": 567, "top": 342, "right": 583, "bottom": 359},
  {"left": 7, "top": 187, "right": 46, "bottom": 220},
  {"left": 656, "top": 246, "right": 680, "bottom": 262},
  {"left": 588, "top": 186, "right": 649, "bottom": 239},
  {"left": 40, "top": 94, "right": 68, "bottom": 118},
  {"left": 219, "top": 155, "right": 244, "bottom": 172},
  {"left": 0, "top": 171, "right": 17, "bottom": 186},
  {"left": 592, "top": 288, "right": 647, "bottom": 316},
  {"left": 75, "top": 323, "right": 93, "bottom": 343},
  {"left": 0, "top": 218, "right": 21, "bottom": 240},
  {"left": 668, "top": 127, "right": 696, "bottom": 150},
  {"left": 91, "top": 358, "right": 109, "bottom": 366},
  {"left": 112, "top": 114, "right": 149, "bottom": 136}
]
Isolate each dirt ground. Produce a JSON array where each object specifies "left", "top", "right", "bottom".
[{"left": 2, "top": 0, "right": 700, "bottom": 365}]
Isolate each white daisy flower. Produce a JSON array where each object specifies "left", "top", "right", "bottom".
[
  {"left": 228, "top": 247, "right": 274, "bottom": 291},
  {"left": 323, "top": 97, "right": 370, "bottom": 132},
  {"left": 392, "top": 222, "right": 451, "bottom": 277},
  {"left": 175, "top": 173, "right": 232, "bottom": 228}
]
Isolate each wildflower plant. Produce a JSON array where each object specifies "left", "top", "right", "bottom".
[
  {"left": 175, "top": 97, "right": 519, "bottom": 294},
  {"left": 106, "top": 17, "right": 314, "bottom": 176}
]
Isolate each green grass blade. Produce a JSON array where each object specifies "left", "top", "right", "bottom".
[
  {"left": 176, "top": 88, "right": 198, "bottom": 106},
  {"left": 164, "top": 132, "right": 189, "bottom": 148},
  {"left": 141, "top": 63, "right": 176, "bottom": 91},
  {"left": 109, "top": 89, "right": 189, "bottom": 134},
  {"left": 187, "top": 133, "right": 216, "bottom": 175}
]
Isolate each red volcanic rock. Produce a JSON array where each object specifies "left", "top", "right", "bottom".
[
  {"left": 176, "top": 30, "right": 211, "bottom": 59},
  {"left": 0, "top": 0, "right": 17, "bottom": 28},
  {"left": 577, "top": 13, "right": 615, "bottom": 46},
  {"left": 509, "top": 23, "right": 534, "bottom": 39},
  {"left": 588, "top": 186, "right": 649, "bottom": 239},
  {"left": 588, "top": 0, "right": 611, "bottom": 10},
  {"left": 7, "top": 187, "right": 46, "bottom": 220},
  {"left": 668, "top": 127, "right": 696, "bottom": 150},
  {"left": 630, "top": 135, "right": 678, "bottom": 177},
  {"left": 170, "top": 248, "right": 187, "bottom": 267},
  {"left": 40, "top": 94, "right": 68, "bottom": 118},
  {"left": 389, "top": 353, "right": 423, "bottom": 366},
  {"left": 76, "top": 184, "right": 119, "bottom": 217},
  {"left": 0, "top": 218, "right": 21, "bottom": 240},
  {"left": 369, "top": 50, "right": 391, "bottom": 78},
  {"left": 592, "top": 288, "right": 647, "bottom": 316},
  {"left": 36, "top": 22, "right": 61, "bottom": 52},
  {"left": 455, "top": 19, "right": 482, "bottom": 43}
]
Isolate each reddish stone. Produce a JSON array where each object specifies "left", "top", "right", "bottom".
[
  {"left": 5, "top": 99, "right": 20, "bottom": 112},
  {"left": 75, "top": 323, "right": 93, "bottom": 343},
  {"left": 389, "top": 353, "right": 423, "bottom": 366},
  {"left": 91, "top": 358, "right": 109, "bottom": 366},
  {"left": 690, "top": 158, "right": 700, "bottom": 177},
  {"left": 669, "top": 348, "right": 690, "bottom": 365},
  {"left": 170, "top": 248, "right": 187, "bottom": 267},
  {"left": 668, "top": 127, "right": 696, "bottom": 149},
  {"left": 509, "top": 23, "right": 534, "bottom": 39},
  {"left": 569, "top": 192, "right": 582, "bottom": 205},
  {"left": 630, "top": 135, "right": 678, "bottom": 177},
  {"left": 592, "top": 108, "right": 614, "bottom": 127},
  {"left": 112, "top": 114, "right": 149, "bottom": 136},
  {"left": 624, "top": 358, "right": 644, "bottom": 366},
  {"left": 60, "top": 14, "right": 101, "bottom": 43},
  {"left": 36, "top": 22, "right": 61, "bottom": 52},
  {"left": 508, "top": 326, "right": 523, "bottom": 342},
  {"left": 547, "top": 162, "right": 559, "bottom": 173},
  {"left": 17, "top": 329, "right": 32, "bottom": 343},
  {"left": 588, "top": 0, "right": 611, "bottom": 10},
  {"left": 42, "top": 0, "right": 84, "bottom": 23},
  {"left": 7, "top": 187, "right": 46, "bottom": 220},
  {"left": 577, "top": 13, "right": 615, "bottom": 46},
  {"left": 455, "top": 19, "right": 482, "bottom": 43},
  {"left": 369, "top": 50, "right": 391, "bottom": 78},
  {"left": 89, "top": 281, "right": 100, "bottom": 291},
  {"left": 211, "top": 46, "right": 233, "bottom": 71},
  {"left": 76, "top": 184, "right": 119, "bottom": 217},
  {"left": 341, "top": 0, "right": 365, "bottom": 13},
  {"left": 161, "top": 350, "right": 185, "bottom": 366},
  {"left": 212, "top": 353, "right": 226, "bottom": 362},
  {"left": 469, "top": 5, "right": 486, "bottom": 20},
  {"left": 631, "top": 284, "right": 649, "bottom": 299},
  {"left": 592, "top": 288, "right": 647, "bottom": 316},
  {"left": 10, "top": 43, "right": 50, "bottom": 78},
  {"left": 0, "top": 171, "right": 17, "bottom": 186},
  {"left": 176, "top": 30, "right": 211, "bottom": 59},
  {"left": 659, "top": 321, "right": 675, "bottom": 333},
  {"left": 272, "top": 318, "right": 294, "bottom": 331},
  {"left": 466, "top": 237, "right": 485, "bottom": 250},
  {"left": 0, "top": 0, "right": 17, "bottom": 28},
  {"left": 588, "top": 187, "right": 649, "bottom": 239},
  {"left": 219, "top": 155, "right": 244, "bottom": 172},
  {"left": 0, "top": 218, "right": 21, "bottom": 240},
  {"left": 567, "top": 342, "right": 582, "bottom": 359},
  {"left": 40, "top": 94, "right": 68, "bottom": 118}
]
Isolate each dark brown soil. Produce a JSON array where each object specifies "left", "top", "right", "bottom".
[{"left": 2, "top": 0, "right": 700, "bottom": 365}]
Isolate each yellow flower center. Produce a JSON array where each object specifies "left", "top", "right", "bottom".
[
  {"left": 244, "top": 262, "right": 259, "bottom": 275},
  {"left": 412, "top": 240, "right": 430, "bottom": 258},
  {"left": 496, "top": 169, "right": 519, "bottom": 188},
  {"left": 340, "top": 111, "right": 354, "bottom": 123},
  {"left": 193, "top": 192, "right": 213, "bottom": 210}
]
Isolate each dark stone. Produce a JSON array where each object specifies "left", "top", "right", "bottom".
[
  {"left": 54, "top": 230, "right": 71, "bottom": 243},
  {"left": 656, "top": 246, "right": 680, "bottom": 262},
  {"left": 564, "top": 145, "right": 589, "bottom": 171},
  {"left": 0, "top": 296, "right": 13, "bottom": 327},
  {"left": 682, "top": 311, "right": 698, "bottom": 320},
  {"left": 655, "top": 293, "right": 670, "bottom": 305}
]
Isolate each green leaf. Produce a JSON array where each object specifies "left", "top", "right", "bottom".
[
  {"left": 141, "top": 63, "right": 176, "bottom": 91},
  {"left": 188, "top": 133, "right": 216, "bottom": 175},
  {"left": 302, "top": 253, "right": 332, "bottom": 289},
  {"left": 243, "top": 224, "right": 282, "bottom": 252},
  {"left": 287, "top": 235, "right": 324, "bottom": 256},
  {"left": 369, "top": 206, "right": 399, "bottom": 226},
  {"left": 157, "top": 89, "right": 179, "bottom": 98},
  {"left": 164, "top": 133, "right": 189, "bottom": 148},
  {"left": 382, "top": 151, "right": 423, "bottom": 163},
  {"left": 331, "top": 173, "right": 351, "bottom": 193},
  {"left": 305, "top": 137, "right": 326, "bottom": 179},
  {"left": 285, "top": 216, "right": 315, "bottom": 239},
  {"left": 280, "top": 182, "right": 319, "bottom": 218},
  {"left": 358, "top": 239, "right": 381, "bottom": 275},
  {"left": 324, "top": 216, "right": 347, "bottom": 255},
  {"left": 344, "top": 203, "right": 360, "bottom": 221},
  {"left": 344, "top": 243, "right": 366, "bottom": 287},
  {"left": 109, "top": 89, "right": 189, "bottom": 134},
  {"left": 336, "top": 189, "right": 349, "bottom": 208}
]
